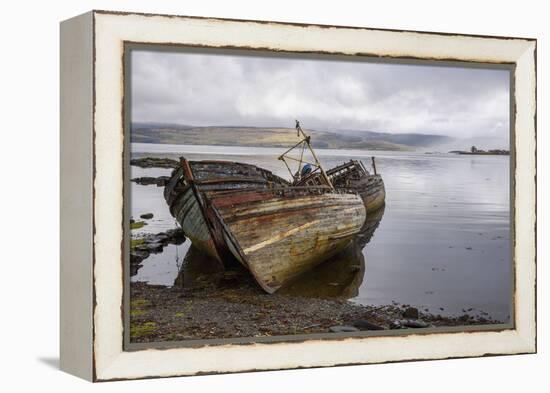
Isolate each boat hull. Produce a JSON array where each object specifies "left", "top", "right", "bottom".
[
  {"left": 352, "top": 174, "right": 386, "bottom": 213},
  {"left": 170, "top": 184, "right": 221, "bottom": 261},
  {"left": 208, "top": 188, "right": 366, "bottom": 293},
  {"left": 327, "top": 160, "right": 386, "bottom": 213}
]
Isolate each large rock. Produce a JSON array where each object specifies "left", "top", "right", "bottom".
[
  {"left": 129, "top": 229, "right": 187, "bottom": 276},
  {"left": 165, "top": 228, "right": 186, "bottom": 245},
  {"left": 402, "top": 307, "right": 419, "bottom": 319},
  {"left": 131, "top": 176, "right": 171, "bottom": 187}
]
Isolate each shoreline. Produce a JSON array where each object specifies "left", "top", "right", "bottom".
[{"left": 130, "top": 263, "right": 501, "bottom": 343}]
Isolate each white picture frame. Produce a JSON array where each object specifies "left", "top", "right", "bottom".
[{"left": 60, "top": 10, "right": 536, "bottom": 381}]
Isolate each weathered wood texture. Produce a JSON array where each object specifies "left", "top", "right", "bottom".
[
  {"left": 327, "top": 160, "right": 386, "bottom": 213},
  {"left": 282, "top": 206, "right": 383, "bottom": 299},
  {"left": 172, "top": 185, "right": 220, "bottom": 261},
  {"left": 210, "top": 188, "right": 366, "bottom": 293},
  {"left": 164, "top": 160, "right": 290, "bottom": 261}
]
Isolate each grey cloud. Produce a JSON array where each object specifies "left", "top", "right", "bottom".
[{"left": 131, "top": 49, "right": 510, "bottom": 143}]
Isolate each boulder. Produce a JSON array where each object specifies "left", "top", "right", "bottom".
[
  {"left": 130, "top": 250, "right": 150, "bottom": 265},
  {"left": 130, "top": 157, "right": 179, "bottom": 169},
  {"left": 402, "top": 307, "right": 419, "bottom": 319},
  {"left": 166, "top": 228, "right": 186, "bottom": 244},
  {"left": 131, "top": 176, "right": 171, "bottom": 186}
]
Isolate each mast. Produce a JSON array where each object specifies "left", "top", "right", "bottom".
[{"left": 278, "top": 120, "right": 333, "bottom": 189}]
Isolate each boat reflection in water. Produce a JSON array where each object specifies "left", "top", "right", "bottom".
[
  {"left": 174, "top": 205, "right": 385, "bottom": 300},
  {"left": 279, "top": 205, "right": 385, "bottom": 299},
  {"left": 173, "top": 245, "right": 225, "bottom": 289},
  {"left": 355, "top": 203, "right": 386, "bottom": 250}
]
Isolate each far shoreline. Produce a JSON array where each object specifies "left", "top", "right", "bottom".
[{"left": 130, "top": 142, "right": 510, "bottom": 158}]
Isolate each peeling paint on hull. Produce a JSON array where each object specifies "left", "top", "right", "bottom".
[{"left": 210, "top": 189, "right": 366, "bottom": 293}]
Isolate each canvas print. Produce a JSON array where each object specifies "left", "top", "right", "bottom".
[{"left": 126, "top": 47, "right": 511, "bottom": 345}]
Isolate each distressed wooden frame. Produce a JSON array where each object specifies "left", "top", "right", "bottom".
[{"left": 60, "top": 10, "right": 536, "bottom": 382}]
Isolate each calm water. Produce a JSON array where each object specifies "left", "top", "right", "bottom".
[{"left": 130, "top": 143, "right": 511, "bottom": 322}]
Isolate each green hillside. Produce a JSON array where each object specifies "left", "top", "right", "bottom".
[{"left": 130, "top": 124, "right": 449, "bottom": 151}]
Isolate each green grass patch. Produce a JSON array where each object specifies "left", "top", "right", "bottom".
[
  {"left": 130, "top": 309, "right": 146, "bottom": 317},
  {"left": 130, "top": 221, "right": 146, "bottom": 230},
  {"left": 130, "top": 299, "right": 151, "bottom": 308},
  {"left": 130, "top": 238, "right": 145, "bottom": 250},
  {"left": 174, "top": 312, "right": 184, "bottom": 318},
  {"left": 130, "top": 322, "right": 157, "bottom": 338}
]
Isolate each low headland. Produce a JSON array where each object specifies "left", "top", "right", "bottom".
[{"left": 449, "top": 146, "right": 509, "bottom": 155}]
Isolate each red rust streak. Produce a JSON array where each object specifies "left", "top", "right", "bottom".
[
  {"left": 211, "top": 191, "right": 274, "bottom": 208},
  {"left": 195, "top": 178, "right": 267, "bottom": 185}
]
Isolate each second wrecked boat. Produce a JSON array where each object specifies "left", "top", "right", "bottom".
[
  {"left": 327, "top": 159, "right": 385, "bottom": 213},
  {"left": 283, "top": 122, "right": 385, "bottom": 213}
]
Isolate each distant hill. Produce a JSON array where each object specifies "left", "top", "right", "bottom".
[
  {"left": 130, "top": 123, "right": 452, "bottom": 151},
  {"left": 335, "top": 130, "right": 452, "bottom": 147}
]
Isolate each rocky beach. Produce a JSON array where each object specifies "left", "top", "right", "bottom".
[{"left": 129, "top": 258, "right": 500, "bottom": 343}]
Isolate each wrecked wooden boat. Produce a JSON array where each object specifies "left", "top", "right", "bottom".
[
  {"left": 296, "top": 160, "right": 386, "bottom": 213},
  {"left": 164, "top": 158, "right": 366, "bottom": 293},
  {"left": 326, "top": 159, "right": 385, "bottom": 213}
]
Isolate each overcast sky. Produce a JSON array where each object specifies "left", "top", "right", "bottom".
[{"left": 131, "top": 49, "right": 510, "bottom": 141}]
